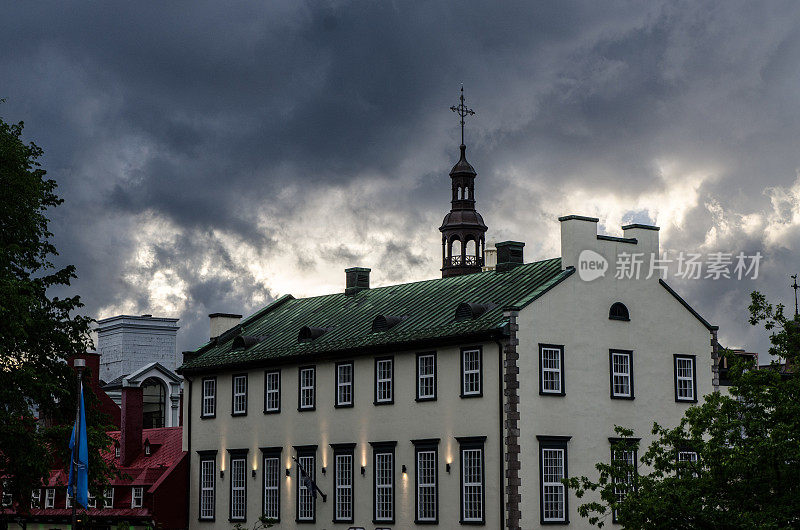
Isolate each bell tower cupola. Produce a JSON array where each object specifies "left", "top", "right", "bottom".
[{"left": 439, "top": 87, "right": 488, "bottom": 278}]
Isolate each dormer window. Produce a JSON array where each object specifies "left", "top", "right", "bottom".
[
  {"left": 455, "top": 302, "right": 490, "bottom": 321},
  {"left": 372, "top": 315, "right": 404, "bottom": 332},
  {"left": 144, "top": 440, "right": 151, "bottom": 456},
  {"left": 115, "top": 444, "right": 120, "bottom": 459},
  {"left": 609, "top": 302, "right": 630, "bottom": 321},
  {"left": 298, "top": 326, "right": 328, "bottom": 343}
]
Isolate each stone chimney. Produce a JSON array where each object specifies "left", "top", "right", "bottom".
[
  {"left": 345, "top": 267, "right": 370, "bottom": 295},
  {"left": 209, "top": 313, "right": 242, "bottom": 340},
  {"left": 121, "top": 385, "right": 143, "bottom": 466},
  {"left": 495, "top": 241, "right": 525, "bottom": 272}
]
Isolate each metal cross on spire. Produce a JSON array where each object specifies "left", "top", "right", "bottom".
[
  {"left": 450, "top": 85, "right": 475, "bottom": 146},
  {"left": 791, "top": 274, "right": 798, "bottom": 317}
]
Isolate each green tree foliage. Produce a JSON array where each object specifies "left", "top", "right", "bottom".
[
  {"left": 0, "top": 106, "right": 116, "bottom": 512},
  {"left": 567, "top": 291, "right": 800, "bottom": 529}
]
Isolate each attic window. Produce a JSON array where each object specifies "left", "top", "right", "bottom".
[
  {"left": 231, "top": 335, "right": 264, "bottom": 350},
  {"left": 144, "top": 441, "right": 151, "bottom": 456},
  {"left": 372, "top": 315, "right": 404, "bottom": 333},
  {"left": 609, "top": 302, "right": 630, "bottom": 321},
  {"left": 115, "top": 444, "right": 120, "bottom": 459},
  {"left": 298, "top": 326, "right": 329, "bottom": 343},
  {"left": 455, "top": 302, "right": 490, "bottom": 321}
]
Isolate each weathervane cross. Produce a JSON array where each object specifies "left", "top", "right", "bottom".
[{"left": 450, "top": 85, "right": 475, "bottom": 146}]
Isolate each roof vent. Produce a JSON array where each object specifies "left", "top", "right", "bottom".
[
  {"left": 231, "top": 335, "right": 265, "bottom": 350},
  {"left": 455, "top": 302, "right": 490, "bottom": 321},
  {"left": 372, "top": 315, "right": 404, "bottom": 332},
  {"left": 298, "top": 326, "right": 329, "bottom": 343},
  {"left": 345, "top": 267, "right": 371, "bottom": 296},
  {"left": 495, "top": 241, "right": 525, "bottom": 272}
]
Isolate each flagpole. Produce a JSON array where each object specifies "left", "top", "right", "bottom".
[{"left": 71, "top": 359, "right": 85, "bottom": 530}]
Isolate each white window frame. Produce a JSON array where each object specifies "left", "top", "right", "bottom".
[
  {"left": 88, "top": 492, "right": 97, "bottom": 508},
  {"left": 416, "top": 353, "right": 436, "bottom": 401},
  {"left": 539, "top": 345, "right": 564, "bottom": 395},
  {"left": 115, "top": 444, "right": 120, "bottom": 459},
  {"left": 131, "top": 486, "right": 143, "bottom": 508},
  {"left": 459, "top": 443, "right": 485, "bottom": 523},
  {"left": 31, "top": 488, "right": 41, "bottom": 508},
  {"left": 678, "top": 450, "right": 699, "bottom": 477},
  {"left": 610, "top": 350, "right": 633, "bottom": 399},
  {"left": 202, "top": 377, "right": 216, "bottom": 418},
  {"left": 296, "top": 453, "right": 316, "bottom": 522},
  {"left": 538, "top": 436, "right": 569, "bottom": 524},
  {"left": 199, "top": 456, "right": 216, "bottom": 520},
  {"left": 414, "top": 445, "right": 438, "bottom": 523},
  {"left": 229, "top": 456, "right": 246, "bottom": 521},
  {"left": 298, "top": 367, "right": 316, "bottom": 411},
  {"left": 45, "top": 488, "right": 55, "bottom": 509},
  {"left": 232, "top": 374, "right": 247, "bottom": 416},
  {"left": 461, "top": 348, "right": 482, "bottom": 397},
  {"left": 262, "top": 453, "right": 280, "bottom": 521},
  {"left": 264, "top": 370, "right": 280, "bottom": 413},
  {"left": 333, "top": 451, "right": 353, "bottom": 522},
  {"left": 674, "top": 355, "right": 697, "bottom": 402},
  {"left": 373, "top": 446, "right": 394, "bottom": 522},
  {"left": 335, "top": 362, "right": 354, "bottom": 407},
  {"left": 65, "top": 493, "right": 71, "bottom": 509},
  {"left": 104, "top": 487, "right": 114, "bottom": 509},
  {"left": 375, "top": 357, "right": 393, "bottom": 404},
  {"left": 611, "top": 445, "right": 637, "bottom": 523}
]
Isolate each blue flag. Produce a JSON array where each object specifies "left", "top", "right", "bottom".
[{"left": 67, "top": 382, "right": 89, "bottom": 509}]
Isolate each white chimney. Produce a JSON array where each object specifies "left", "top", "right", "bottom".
[{"left": 209, "top": 313, "right": 242, "bottom": 340}]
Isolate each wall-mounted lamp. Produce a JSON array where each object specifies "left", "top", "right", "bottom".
[
  {"left": 285, "top": 469, "right": 291, "bottom": 477},
  {"left": 360, "top": 466, "right": 366, "bottom": 476},
  {"left": 251, "top": 469, "right": 257, "bottom": 478},
  {"left": 219, "top": 470, "right": 224, "bottom": 479},
  {"left": 401, "top": 465, "right": 407, "bottom": 474},
  {"left": 446, "top": 463, "right": 451, "bottom": 474},
  {"left": 321, "top": 466, "right": 326, "bottom": 475}
]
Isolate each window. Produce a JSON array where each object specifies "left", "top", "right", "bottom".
[
  {"left": 335, "top": 362, "right": 354, "bottom": 408},
  {"left": 31, "top": 489, "right": 41, "bottom": 508},
  {"left": 610, "top": 440, "right": 638, "bottom": 523},
  {"left": 141, "top": 377, "right": 167, "bottom": 428},
  {"left": 232, "top": 374, "right": 248, "bottom": 416},
  {"left": 457, "top": 437, "right": 486, "bottom": 524},
  {"left": 88, "top": 492, "right": 97, "bottom": 508},
  {"left": 295, "top": 449, "right": 316, "bottom": 523},
  {"left": 65, "top": 493, "right": 71, "bottom": 509},
  {"left": 199, "top": 452, "right": 216, "bottom": 520},
  {"left": 104, "top": 488, "right": 114, "bottom": 509},
  {"left": 677, "top": 450, "right": 699, "bottom": 477},
  {"left": 374, "top": 357, "right": 393, "bottom": 405},
  {"left": 371, "top": 442, "right": 396, "bottom": 524},
  {"left": 131, "top": 486, "right": 143, "bottom": 508},
  {"left": 609, "top": 302, "right": 630, "bottom": 321},
  {"left": 264, "top": 370, "right": 281, "bottom": 413},
  {"left": 332, "top": 444, "right": 355, "bottom": 523},
  {"left": 539, "top": 344, "right": 565, "bottom": 395},
  {"left": 413, "top": 439, "right": 439, "bottom": 523},
  {"left": 115, "top": 444, "right": 120, "bottom": 459},
  {"left": 461, "top": 347, "right": 482, "bottom": 397},
  {"left": 262, "top": 448, "right": 281, "bottom": 522},
  {"left": 537, "top": 435, "right": 570, "bottom": 524},
  {"left": 674, "top": 355, "right": 697, "bottom": 402},
  {"left": 610, "top": 350, "right": 634, "bottom": 399},
  {"left": 144, "top": 441, "right": 151, "bottom": 456},
  {"left": 202, "top": 377, "right": 217, "bottom": 418},
  {"left": 298, "top": 366, "right": 316, "bottom": 411},
  {"left": 416, "top": 352, "right": 437, "bottom": 401},
  {"left": 45, "top": 488, "right": 55, "bottom": 509},
  {"left": 229, "top": 451, "right": 247, "bottom": 521}
]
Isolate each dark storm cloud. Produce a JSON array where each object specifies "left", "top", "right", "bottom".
[{"left": 3, "top": 0, "right": 800, "bottom": 353}]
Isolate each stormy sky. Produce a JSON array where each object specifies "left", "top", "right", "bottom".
[{"left": 3, "top": 1, "right": 800, "bottom": 357}]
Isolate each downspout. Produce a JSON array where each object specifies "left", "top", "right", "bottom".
[
  {"left": 495, "top": 340, "right": 506, "bottom": 530},
  {"left": 184, "top": 375, "right": 192, "bottom": 527}
]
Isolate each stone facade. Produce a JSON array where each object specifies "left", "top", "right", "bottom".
[{"left": 96, "top": 315, "right": 180, "bottom": 384}]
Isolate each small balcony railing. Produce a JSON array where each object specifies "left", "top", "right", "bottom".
[{"left": 444, "top": 255, "right": 483, "bottom": 267}]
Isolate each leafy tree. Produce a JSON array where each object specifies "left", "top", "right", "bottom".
[
  {"left": 567, "top": 291, "right": 800, "bottom": 529},
  {"left": 0, "top": 105, "right": 115, "bottom": 514}
]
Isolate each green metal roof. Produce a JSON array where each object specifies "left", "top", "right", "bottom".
[{"left": 180, "top": 258, "right": 573, "bottom": 373}]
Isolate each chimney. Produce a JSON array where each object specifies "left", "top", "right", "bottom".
[
  {"left": 121, "top": 384, "right": 143, "bottom": 466},
  {"left": 345, "top": 267, "right": 371, "bottom": 295},
  {"left": 495, "top": 241, "right": 525, "bottom": 272},
  {"left": 559, "top": 215, "right": 599, "bottom": 269},
  {"left": 209, "top": 313, "right": 242, "bottom": 340}
]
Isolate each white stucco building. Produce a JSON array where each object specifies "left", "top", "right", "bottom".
[{"left": 178, "top": 141, "right": 718, "bottom": 529}]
